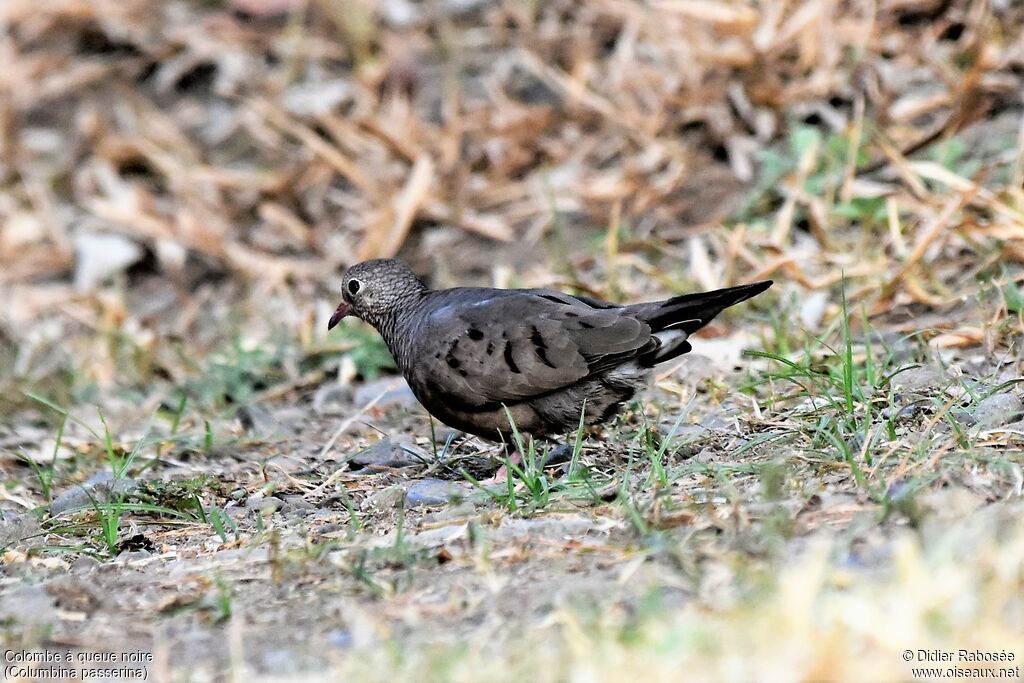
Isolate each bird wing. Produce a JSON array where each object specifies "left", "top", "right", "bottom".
[{"left": 410, "top": 289, "right": 656, "bottom": 407}]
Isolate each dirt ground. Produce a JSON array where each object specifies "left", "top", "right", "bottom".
[
  {"left": 3, "top": 323, "right": 1022, "bottom": 681},
  {"left": 2, "top": 1, "right": 1024, "bottom": 681}
]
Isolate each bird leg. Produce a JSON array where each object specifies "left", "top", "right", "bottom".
[
  {"left": 489, "top": 441, "right": 576, "bottom": 484},
  {"left": 488, "top": 442, "right": 522, "bottom": 485}
]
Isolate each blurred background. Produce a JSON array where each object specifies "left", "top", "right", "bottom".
[
  {"left": 2, "top": 0, "right": 1022, "bottom": 425},
  {"left": 2, "top": 1, "right": 1024, "bottom": 680}
]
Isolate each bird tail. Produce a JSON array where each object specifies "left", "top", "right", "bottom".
[{"left": 635, "top": 280, "right": 773, "bottom": 365}]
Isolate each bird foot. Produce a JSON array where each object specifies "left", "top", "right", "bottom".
[
  {"left": 487, "top": 451, "right": 522, "bottom": 485},
  {"left": 487, "top": 443, "right": 575, "bottom": 484}
]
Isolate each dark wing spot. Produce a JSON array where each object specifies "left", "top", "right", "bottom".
[
  {"left": 486, "top": 341, "right": 494, "bottom": 355},
  {"left": 445, "top": 338, "right": 462, "bottom": 368},
  {"left": 529, "top": 325, "right": 556, "bottom": 368},
  {"left": 467, "top": 328, "right": 484, "bottom": 341},
  {"left": 579, "top": 321, "right": 594, "bottom": 329},
  {"left": 503, "top": 341, "right": 521, "bottom": 374},
  {"left": 529, "top": 326, "right": 547, "bottom": 349}
]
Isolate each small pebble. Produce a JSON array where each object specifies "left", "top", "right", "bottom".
[
  {"left": 891, "top": 366, "right": 944, "bottom": 392},
  {"left": 973, "top": 392, "right": 1024, "bottom": 428},
  {"left": 49, "top": 472, "right": 139, "bottom": 517},
  {"left": 353, "top": 377, "right": 417, "bottom": 409},
  {"left": 362, "top": 485, "right": 406, "bottom": 511},
  {"left": 349, "top": 438, "right": 426, "bottom": 471},
  {"left": 281, "top": 495, "right": 315, "bottom": 511},
  {"left": 405, "top": 479, "right": 469, "bottom": 508},
  {"left": 0, "top": 585, "right": 58, "bottom": 626}
]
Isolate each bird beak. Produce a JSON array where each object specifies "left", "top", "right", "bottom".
[{"left": 328, "top": 302, "right": 352, "bottom": 330}]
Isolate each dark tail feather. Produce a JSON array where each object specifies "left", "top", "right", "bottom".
[
  {"left": 642, "top": 280, "right": 773, "bottom": 334},
  {"left": 634, "top": 280, "right": 772, "bottom": 367}
]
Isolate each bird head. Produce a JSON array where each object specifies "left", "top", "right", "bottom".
[{"left": 328, "top": 258, "right": 427, "bottom": 330}]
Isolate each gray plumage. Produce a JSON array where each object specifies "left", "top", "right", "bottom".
[{"left": 328, "top": 259, "right": 772, "bottom": 441}]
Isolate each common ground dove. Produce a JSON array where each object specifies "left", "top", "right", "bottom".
[{"left": 328, "top": 259, "right": 771, "bottom": 441}]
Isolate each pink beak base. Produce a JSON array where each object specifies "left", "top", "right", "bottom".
[{"left": 327, "top": 302, "right": 352, "bottom": 330}]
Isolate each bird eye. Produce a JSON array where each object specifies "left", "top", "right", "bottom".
[{"left": 347, "top": 279, "right": 362, "bottom": 296}]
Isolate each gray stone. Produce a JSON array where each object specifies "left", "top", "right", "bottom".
[
  {"left": 891, "top": 366, "right": 944, "bottom": 392},
  {"left": 349, "top": 438, "right": 426, "bottom": 471},
  {"left": 881, "top": 402, "right": 922, "bottom": 420},
  {"left": 492, "top": 516, "right": 595, "bottom": 542},
  {"left": 281, "top": 495, "right": 315, "bottom": 511},
  {"left": 410, "top": 523, "right": 467, "bottom": 546},
  {"left": 0, "top": 511, "right": 41, "bottom": 548},
  {"left": 115, "top": 550, "right": 153, "bottom": 563},
  {"left": 362, "top": 485, "right": 406, "bottom": 511},
  {"left": 353, "top": 377, "right": 418, "bottom": 409},
  {"left": 973, "top": 392, "right": 1024, "bottom": 428},
  {"left": 998, "top": 419, "right": 1024, "bottom": 434},
  {"left": 950, "top": 409, "right": 976, "bottom": 427},
  {"left": 419, "top": 502, "right": 478, "bottom": 524},
  {"left": 357, "top": 477, "right": 489, "bottom": 512},
  {"left": 695, "top": 447, "right": 719, "bottom": 463},
  {"left": 237, "top": 404, "right": 305, "bottom": 437},
  {"left": 673, "top": 424, "right": 710, "bottom": 442},
  {"left": 312, "top": 383, "right": 350, "bottom": 414},
  {"left": 406, "top": 479, "right": 469, "bottom": 508},
  {"left": 237, "top": 404, "right": 283, "bottom": 436},
  {"left": 0, "top": 585, "right": 58, "bottom": 626},
  {"left": 243, "top": 497, "right": 285, "bottom": 515},
  {"left": 70, "top": 555, "right": 101, "bottom": 573},
  {"left": 49, "top": 471, "right": 138, "bottom": 517},
  {"left": 516, "top": 443, "right": 574, "bottom": 469},
  {"left": 701, "top": 409, "right": 738, "bottom": 431}
]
